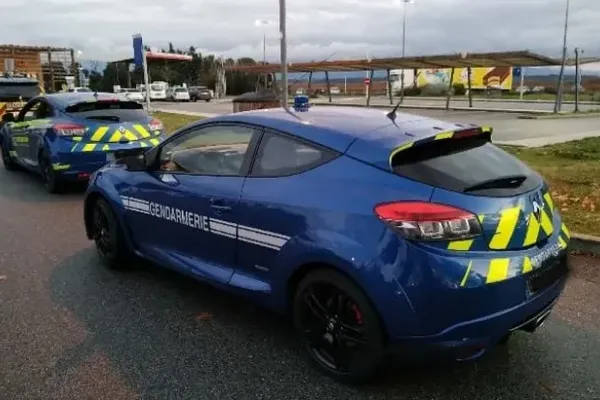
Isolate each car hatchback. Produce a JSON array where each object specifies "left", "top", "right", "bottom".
[{"left": 83, "top": 106, "right": 570, "bottom": 383}]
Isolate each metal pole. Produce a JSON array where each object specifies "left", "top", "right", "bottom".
[
  {"left": 519, "top": 67, "right": 525, "bottom": 100},
  {"left": 142, "top": 50, "right": 151, "bottom": 111},
  {"left": 467, "top": 67, "right": 473, "bottom": 107},
  {"left": 399, "top": 0, "right": 407, "bottom": 104},
  {"left": 279, "top": 0, "right": 288, "bottom": 108},
  {"left": 445, "top": 68, "right": 455, "bottom": 110},
  {"left": 387, "top": 69, "right": 393, "bottom": 105},
  {"left": 554, "top": 0, "right": 570, "bottom": 113},
  {"left": 574, "top": 47, "right": 580, "bottom": 112},
  {"left": 263, "top": 31, "right": 267, "bottom": 89}
]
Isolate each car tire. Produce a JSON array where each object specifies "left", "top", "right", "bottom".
[
  {"left": 293, "top": 268, "right": 385, "bottom": 384},
  {"left": 92, "top": 198, "right": 132, "bottom": 270},
  {"left": 39, "top": 153, "right": 63, "bottom": 193},
  {"left": 0, "top": 138, "right": 18, "bottom": 171},
  {"left": 205, "top": 98, "right": 210, "bottom": 102}
]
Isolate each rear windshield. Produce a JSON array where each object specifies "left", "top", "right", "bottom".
[
  {"left": 392, "top": 136, "right": 541, "bottom": 197},
  {"left": 65, "top": 101, "right": 149, "bottom": 122},
  {"left": 0, "top": 83, "right": 40, "bottom": 100},
  {"left": 151, "top": 84, "right": 164, "bottom": 91}
]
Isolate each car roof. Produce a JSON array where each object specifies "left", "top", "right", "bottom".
[
  {"left": 210, "top": 106, "right": 475, "bottom": 160},
  {"left": 0, "top": 77, "right": 39, "bottom": 84},
  {"left": 42, "top": 92, "right": 123, "bottom": 110}
]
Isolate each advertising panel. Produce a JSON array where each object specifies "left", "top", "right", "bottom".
[{"left": 416, "top": 67, "right": 513, "bottom": 90}]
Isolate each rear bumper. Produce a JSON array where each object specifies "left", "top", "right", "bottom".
[{"left": 388, "top": 270, "right": 568, "bottom": 360}]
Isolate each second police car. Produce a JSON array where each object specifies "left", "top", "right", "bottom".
[
  {"left": 0, "top": 92, "right": 165, "bottom": 193},
  {"left": 82, "top": 105, "right": 570, "bottom": 383}
]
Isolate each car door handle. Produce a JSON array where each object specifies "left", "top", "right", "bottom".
[{"left": 210, "top": 199, "right": 231, "bottom": 212}]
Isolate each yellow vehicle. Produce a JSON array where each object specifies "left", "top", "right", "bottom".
[{"left": 0, "top": 74, "right": 45, "bottom": 123}]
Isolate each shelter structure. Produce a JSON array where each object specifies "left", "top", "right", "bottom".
[
  {"left": 0, "top": 45, "right": 76, "bottom": 91},
  {"left": 110, "top": 51, "right": 194, "bottom": 88},
  {"left": 225, "top": 50, "right": 569, "bottom": 109}
]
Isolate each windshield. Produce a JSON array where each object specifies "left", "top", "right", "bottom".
[
  {"left": 175, "top": 88, "right": 187, "bottom": 92},
  {"left": 65, "top": 100, "right": 149, "bottom": 122},
  {"left": 151, "top": 85, "right": 164, "bottom": 91},
  {"left": 0, "top": 83, "right": 41, "bottom": 100}
]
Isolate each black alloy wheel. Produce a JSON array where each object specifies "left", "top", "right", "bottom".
[
  {"left": 294, "top": 270, "right": 384, "bottom": 383},
  {"left": 40, "top": 155, "right": 61, "bottom": 193},
  {"left": 92, "top": 199, "right": 130, "bottom": 270}
]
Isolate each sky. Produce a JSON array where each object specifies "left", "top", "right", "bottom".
[{"left": 1, "top": 0, "right": 599, "bottom": 71}]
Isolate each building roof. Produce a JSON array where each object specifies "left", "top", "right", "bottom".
[
  {"left": 0, "top": 44, "right": 72, "bottom": 53},
  {"left": 112, "top": 51, "right": 193, "bottom": 64},
  {"left": 225, "top": 50, "right": 562, "bottom": 73}
]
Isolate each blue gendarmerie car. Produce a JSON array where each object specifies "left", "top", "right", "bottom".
[
  {"left": 82, "top": 105, "right": 571, "bottom": 383},
  {"left": 0, "top": 92, "right": 165, "bottom": 193}
]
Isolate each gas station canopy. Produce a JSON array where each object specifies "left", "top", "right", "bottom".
[{"left": 224, "top": 50, "right": 563, "bottom": 73}]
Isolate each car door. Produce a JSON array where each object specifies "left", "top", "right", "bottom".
[
  {"left": 236, "top": 129, "right": 339, "bottom": 282},
  {"left": 120, "top": 123, "right": 261, "bottom": 284},
  {"left": 25, "top": 99, "right": 55, "bottom": 169},
  {"left": 10, "top": 99, "right": 41, "bottom": 166}
]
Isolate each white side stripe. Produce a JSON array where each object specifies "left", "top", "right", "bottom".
[{"left": 120, "top": 197, "right": 290, "bottom": 251}]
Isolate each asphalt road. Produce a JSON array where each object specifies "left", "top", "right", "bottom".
[
  {"left": 1, "top": 168, "right": 600, "bottom": 399},
  {"left": 156, "top": 100, "right": 600, "bottom": 146}
]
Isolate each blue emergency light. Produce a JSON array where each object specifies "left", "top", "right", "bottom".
[{"left": 293, "top": 95, "right": 310, "bottom": 111}]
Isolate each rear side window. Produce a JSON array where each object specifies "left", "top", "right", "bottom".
[
  {"left": 392, "top": 137, "right": 541, "bottom": 196},
  {"left": 251, "top": 132, "right": 338, "bottom": 177},
  {"left": 65, "top": 101, "right": 149, "bottom": 122}
]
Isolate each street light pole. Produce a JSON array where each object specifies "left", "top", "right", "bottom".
[
  {"left": 255, "top": 19, "right": 271, "bottom": 89},
  {"left": 279, "top": 0, "right": 288, "bottom": 108},
  {"left": 399, "top": 0, "right": 414, "bottom": 104},
  {"left": 554, "top": 0, "right": 570, "bottom": 113}
]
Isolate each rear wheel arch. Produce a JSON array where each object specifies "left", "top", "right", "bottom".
[
  {"left": 84, "top": 191, "right": 134, "bottom": 252},
  {"left": 286, "top": 262, "right": 389, "bottom": 344}
]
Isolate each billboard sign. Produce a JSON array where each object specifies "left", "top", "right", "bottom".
[
  {"left": 133, "top": 33, "right": 144, "bottom": 68},
  {"left": 417, "top": 67, "right": 513, "bottom": 90}
]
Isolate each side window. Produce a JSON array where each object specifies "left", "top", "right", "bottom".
[
  {"left": 34, "top": 102, "right": 53, "bottom": 119},
  {"left": 251, "top": 131, "right": 338, "bottom": 177},
  {"left": 17, "top": 100, "right": 40, "bottom": 122},
  {"left": 159, "top": 124, "right": 258, "bottom": 176}
]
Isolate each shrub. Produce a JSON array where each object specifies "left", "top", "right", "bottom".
[
  {"left": 420, "top": 84, "right": 448, "bottom": 96},
  {"left": 452, "top": 83, "right": 466, "bottom": 96}
]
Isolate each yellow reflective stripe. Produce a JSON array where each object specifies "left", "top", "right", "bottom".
[
  {"left": 108, "top": 131, "right": 123, "bottom": 142},
  {"left": 102, "top": 144, "right": 110, "bottom": 151},
  {"left": 561, "top": 223, "right": 570, "bottom": 239},
  {"left": 448, "top": 240, "right": 473, "bottom": 251},
  {"left": 82, "top": 144, "right": 96, "bottom": 152},
  {"left": 71, "top": 144, "right": 78, "bottom": 152},
  {"left": 90, "top": 126, "right": 109, "bottom": 142},
  {"left": 523, "top": 257, "right": 533, "bottom": 274},
  {"left": 540, "top": 209, "right": 554, "bottom": 236},
  {"left": 489, "top": 207, "right": 521, "bottom": 250},
  {"left": 559, "top": 237, "right": 567, "bottom": 249},
  {"left": 149, "top": 138, "right": 160, "bottom": 145},
  {"left": 123, "top": 129, "right": 138, "bottom": 141},
  {"left": 480, "top": 125, "right": 492, "bottom": 133},
  {"left": 435, "top": 131, "right": 454, "bottom": 140},
  {"left": 388, "top": 142, "right": 414, "bottom": 166},
  {"left": 486, "top": 259, "right": 510, "bottom": 284},
  {"left": 139, "top": 141, "right": 149, "bottom": 147},
  {"left": 543, "top": 192, "right": 554, "bottom": 212},
  {"left": 72, "top": 136, "right": 82, "bottom": 142},
  {"left": 523, "top": 213, "right": 541, "bottom": 246},
  {"left": 460, "top": 261, "right": 472, "bottom": 287},
  {"left": 133, "top": 124, "right": 151, "bottom": 138}
]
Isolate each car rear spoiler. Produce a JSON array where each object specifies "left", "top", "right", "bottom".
[
  {"left": 109, "top": 146, "right": 150, "bottom": 160},
  {"left": 388, "top": 125, "right": 493, "bottom": 168}
]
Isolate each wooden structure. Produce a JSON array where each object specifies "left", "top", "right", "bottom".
[{"left": 0, "top": 45, "right": 76, "bottom": 91}]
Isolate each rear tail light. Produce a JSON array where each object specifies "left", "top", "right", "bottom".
[
  {"left": 374, "top": 201, "right": 482, "bottom": 241},
  {"left": 149, "top": 118, "right": 163, "bottom": 131},
  {"left": 53, "top": 123, "right": 85, "bottom": 136}
]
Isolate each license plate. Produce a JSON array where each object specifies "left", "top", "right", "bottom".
[{"left": 527, "top": 255, "right": 569, "bottom": 294}]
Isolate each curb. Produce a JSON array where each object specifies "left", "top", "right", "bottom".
[
  {"left": 310, "top": 102, "right": 553, "bottom": 115},
  {"left": 571, "top": 233, "right": 600, "bottom": 256},
  {"left": 152, "top": 108, "right": 218, "bottom": 118},
  {"left": 517, "top": 112, "right": 600, "bottom": 120}
]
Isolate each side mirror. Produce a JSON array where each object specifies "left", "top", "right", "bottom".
[{"left": 2, "top": 113, "right": 15, "bottom": 123}]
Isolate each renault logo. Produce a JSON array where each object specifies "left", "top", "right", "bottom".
[
  {"left": 532, "top": 194, "right": 544, "bottom": 221},
  {"left": 119, "top": 126, "right": 126, "bottom": 133}
]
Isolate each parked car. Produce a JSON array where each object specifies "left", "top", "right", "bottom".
[
  {"left": 167, "top": 87, "right": 191, "bottom": 102},
  {"left": 189, "top": 86, "right": 212, "bottom": 102},
  {"left": 116, "top": 88, "right": 144, "bottom": 103}
]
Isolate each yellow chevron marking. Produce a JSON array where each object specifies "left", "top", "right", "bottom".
[
  {"left": 559, "top": 237, "right": 567, "bottom": 249},
  {"left": 486, "top": 259, "right": 510, "bottom": 284},
  {"left": 82, "top": 143, "right": 96, "bottom": 152},
  {"left": 102, "top": 144, "right": 110, "bottom": 151},
  {"left": 460, "top": 261, "right": 473, "bottom": 287},
  {"left": 108, "top": 131, "right": 123, "bottom": 142},
  {"left": 149, "top": 138, "right": 160, "bottom": 145},
  {"left": 449, "top": 240, "right": 473, "bottom": 251},
  {"left": 544, "top": 192, "right": 554, "bottom": 211},
  {"left": 435, "top": 131, "right": 454, "bottom": 140},
  {"left": 523, "top": 257, "right": 533, "bottom": 274},
  {"left": 90, "top": 126, "right": 109, "bottom": 142},
  {"left": 139, "top": 141, "right": 149, "bottom": 147},
  {"left": 72, "top": 136, "right": 82, "bottom": 142},
  {"left": 540, "top": 209, "right": 554, "bottom": 236},
  {"left": 489, "top": 207, "right": 521, "bottom": 250},
  {"left": 523, "top": 212, "right": 541, "bottom": 247},
  {"left": 561, "top": 223, "right": 570, "bottom": 239},
  {"left": 133, "top": 124, "right": 151, "bottom": 138},
  {"left": 123, "top": 129, "right": 138, "bottom": 141}
]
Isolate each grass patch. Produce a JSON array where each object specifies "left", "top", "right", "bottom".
[
  {"left": 152, "top": 112, "right": 203, "bottom": 135},
  {"left": 502, "top": 137, "right": 600, "bottom": 236}
]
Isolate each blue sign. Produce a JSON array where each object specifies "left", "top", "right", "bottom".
[
  {"left": 133, "top": 34, "right": 144, "bottom": 68},
  {"left": 513, "top": 67, "right": 522, "bottom": 78},
  {"left": 293, "top": 95, "right": 310, "bottom": 111}
]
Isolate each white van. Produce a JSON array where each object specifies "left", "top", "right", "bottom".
[{"left": 149, "top": 81, "right": 168, "bottom": 101}]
